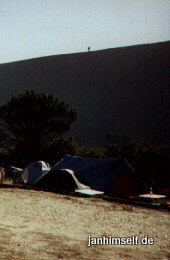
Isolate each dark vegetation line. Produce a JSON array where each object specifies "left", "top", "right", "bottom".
[{"left": 0, "top": 91, "right": 169, "bottom": 194}]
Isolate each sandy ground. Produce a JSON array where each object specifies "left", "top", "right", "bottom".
[{"left": 0, "top": 187, "right": 169, "bottom": 260}]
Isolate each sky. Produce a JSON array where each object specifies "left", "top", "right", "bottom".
[{"left": 0, "top": 0, "right": 169, "bottom": 63}]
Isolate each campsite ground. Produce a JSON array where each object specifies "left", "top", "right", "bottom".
[{"left": 0, "top": 187, "right": 169, "bottom": 260}]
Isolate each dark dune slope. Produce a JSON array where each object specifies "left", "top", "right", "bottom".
[{"left": 0, "top": 41, "right": 169, "bottom": 146}]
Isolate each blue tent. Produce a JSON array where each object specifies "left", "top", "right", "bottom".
[{"left": 50, "top": 155, "right": 147, "bottom": 198}]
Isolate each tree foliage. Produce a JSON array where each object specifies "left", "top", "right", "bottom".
[
  {"left": 105, "top": 134, "right": 170, "bottom": 191},
  {"left": 0, "top": 91, "right": 77, "bottom": 166},
  {"left": 76, "top": 146, "right": 106, "bottom": 159}
]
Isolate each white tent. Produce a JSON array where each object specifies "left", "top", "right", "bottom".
[{"left": 22, "top": 161, "right": 50, "bottom": 184}]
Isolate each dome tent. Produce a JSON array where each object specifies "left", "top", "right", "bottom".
[{"left": 22, "top": 161, "right": 50, "bottom": 184}]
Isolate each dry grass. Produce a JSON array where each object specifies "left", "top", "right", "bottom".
[
  {"left": 0, "top": 188, "right": 169, "bottom": 260},
  {"left": 3, "top": 178, "right": 13, "bottom": 185}
]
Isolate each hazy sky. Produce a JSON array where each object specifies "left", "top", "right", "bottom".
[{"left": 0, "top": 0, "right": 169, "bottom": 63}]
